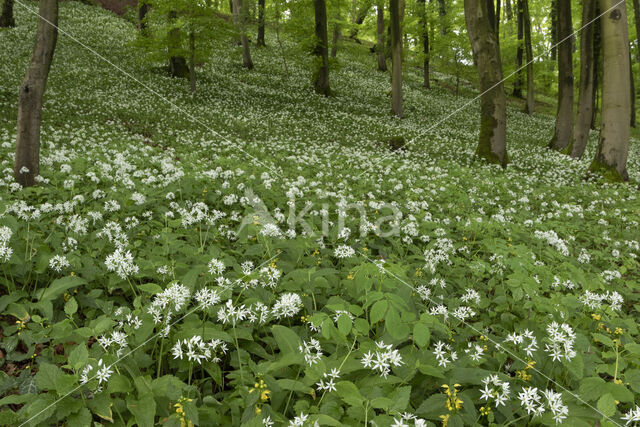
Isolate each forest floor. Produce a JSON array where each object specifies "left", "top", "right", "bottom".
[{"left": 1, "top": 2, "right": 640, "bottom": 426}]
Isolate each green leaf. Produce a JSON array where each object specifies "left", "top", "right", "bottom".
[
  {"left": 36, "top": 363, "right": 60, "bottom": 391},
  {"left": 335, "top": 381, "right": 364, "bottom": 407},
  {"left": 271, "top": 325, "right": 301, "bottom": 355},
  {"left": 337, "top": 314, "right": 352, "bottom": 336},
  {"left": 64, "top": 297, "right": 78, "bottom": 316},
  {"left": 55, "top": 374, "right": 77, "bottom": 395},
  {"left": 370, "top": 300, "right": 388, "bottom": 324},
  {"left": 127, "top": 393, "right": 156, "bottom": 427},
  {"left": 6, "top": 302, "right": 29, "bottom": 322},
  {"left": 596, "top": 393, "right": 616, "bottom": 418},
  {"left": 579, "top": 377, "right": 606, "bottom": 401},
  {"left": 390, "top": 386, "right": 411, "bottom": 411},
  {"left": 624, "top": 369, "right": 640, "bottom": 393},
  {"left": 413, "top": 322, "right": 430, "bottom": 348},
  {"left": 37, "top": 276, "right": 87, "bottom": 302},
  {"left": 138, "top": 283, "right": 163, "bottom": 294},
  {"left": 68, "top": 345, "right": 88, "bottom": 371}
]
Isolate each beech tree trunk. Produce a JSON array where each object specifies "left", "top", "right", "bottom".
[
  {"left": 390, "top": 0, "right": 402, "bottom": 116},
  {"left": 313, "top": 0, "right": 331, "bottom": 96},
  {"left": 591, "top": 1, "right": 602, "bottom": 129},
  {"left": 437, "top": 0, "right": 447, "bottom": 34},
  {"left": 0, "top": 0, "right": 15, "bottom": 27},
  {"left": 419, "top": 0, "right": 430, "bottom": 88},
  {"left": 590, "top": 0, "right": 630, "bottom": 181},
  {"left": 513, "top": 0, "right": 523, "bottom": 98},
  {"left": 376, "top": 1, "right": 387, "bottom": 71},
  {"left": 14, "top": 0, "right": 58, "bottom": 187},
  {"left": 505, "top": 0, "right": 512, "bottom": 21},
  {"left": 257, "top": 0, "right": 266, "bottom": 47},
  {"left": 168, "top": 11, "right": 189, "bottom": 77},
  {"left": 233, "top": 0, "right": 254, "bottom": 69},
  {"left": 549, "top": 0, "right": 573, "bottom": 151},
  {"left": 464, "top": 0, "right": 507, "bottom": 166},
  {"left": 630, "top": 48, "right": 636, "bottom": 127},
  {"left": 570, "top": 0, "right": 595, "bottom": 158},
  {"left": 494, "top": 0, "right": 501, "bottom": 40},
  {"left": 331, "top": 22, "right": 340, "bottom": 58},
  {"left": 523, "top": 0, "right": 534, "bottom": 114}
]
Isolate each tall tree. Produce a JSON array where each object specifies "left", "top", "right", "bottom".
[
  {"left": 550, "top": 0, "right": 557, "bottom": 61},
  {"left": 376, "top": 0, "right": 387, "bottom": 71},
  {"left": 590, "top": 0, "right": 630, "bottom": 181},
  {"left": 569, "top": 0, "right": 595, "bottom": 158},
  {"left": 14, "top": 0, "right": 58, "bottom": 187},
  {"left": 313, "top": 0, "right": 331, "bottom": 95},
  {"left": 548, "top": 0, "right": 573, "bottom": 151},
  {"left": 513, "top": 0, "right": 523, "bottom": 98},
  {"left": 505, "top": 0, "right": 512, "bottom": 21},
  {"left": 168, "top": 11, "right": 189, "bottom": 77},
  {"left": 0, "top": 0, "right": 15, "bottom": 27},
  {"left": 630, "top": 48, "right": 636, "bottom": 127},
  {"left": 138, "top": 1, "right": 149, "bottom": 36},
  {"left": 632, "top": 0, "right": 640, "bottom": 62},
  {"left": 494, "top": 0, "right": 501, "bottom": 40},
  {"left": 523, "top": 0, "right": 534, "bottom": 114},
  {"left": 390, "top": 0, "right": 402, "bottom": 116},
  {"left": 257, "top": 0, "right": 266, "bottom": 47},
  {"left": 464, "top": 0, "right": 507, "bottom": 166},
  {"left": 437, "top": 0, "right": 447, "bottom": 34},
  {"left": 418, "top": 0, "right": 430, "bottom": 88},
  {"left": 233, "top": 0, "right": 253, "bottom": 69}
]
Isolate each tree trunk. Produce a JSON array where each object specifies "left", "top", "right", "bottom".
[
  {"left": 257, "top": 0, "right": 266, "bottom": 47},
  {"left": 376, "top": 1, "right": 387, "bottom": 71},
  {"left": 313, "top": 0, "right": 331, "bottom": 95},
  {"left": 0, "top": 0, "right": 15, "bottom": 27},
  {"left": 349, "top": 1, "right": 373, "bottom": 42},
  {"left": 513, "top": 0, "right": 523, "bottom": 98},
  {"left": 138, "top": 1, "right": 149, "bottom": 36},
  {"left": 505, "top": 0, "right": 512, "bottom": 21},
  {"left": 549, "top": 0, "right": 573, "bottom": 151},
  {"left": 331, "top": 23, "right": 340, "bottom": 57},
  {"left": 494, "top": 0, "right": 501, "bottom": 40},
  {"left": 632, "top": 0, "right": 640, "bottom": 62},
  {"left": 630, "top": 48, "right": 636, "bottom": 127},
  {"left": 419, "top": 0, "right": 430, "bottom": 88},
  {"left": 168, "top": 11, "right": 189, "bottom": 77},
  {"left": 464, "top": 0, "right": 507, "bottom": 166},
  {"left": 14, "top": 0, "right": 58, "bottom": 187},
  {"left": 189, "top": 31, "right": 196, "bottom": 93},
  {"left": 523, "top": 0, "right": 534, "bottom": 114},
  {"left": 569, "top": 0, "right": 595, "bottom": 158},
  {"left": 591, "top": 1, "right": 601, "bottom": 129},
  {"left": 590, "top": 0, "right": 630, "bottom": 181},
  {"left": 233, "top": 0, "right": 254, "bottom": 69},
  {"left": 229, "top": 0, "right": 234, "bottom": 13},
  {"left": 551, "top": 0, "right": 557, "bottom": 61},
  {"left": 437, "top": 0, "right": 447, "bottom": 34},
  {"left": 390, "top": 0, "right": 402, "bottom": 116}
]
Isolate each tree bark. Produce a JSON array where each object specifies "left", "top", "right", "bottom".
[
  {"left": 570, "top": 0, "right": 595, "bottom": 158},
  {"left": 138, "top": 1, "right": 149, "bottom": 36},
  {"left": 349, "top": 0, "right": 373, "bottom": 42},
  {"left": 591, "top": 1, "right": 602, "bottom": 129},
  {"left": 590, "top": 0, "right": 630, "bottom": 181},
  {"left": 376, "top": 1, "right": 387, "bottom": 71},
  {"left": 505, "top": 0, "right": 512, "bottom": 21},
  {"left": 313, "top": 0, "right": 331, "bottom": 95},
  {"left": 464, "top": 0, "right": 507, "bottom": 166},
  {"left": 14, "top": 0, "right": 58, "bottom": 187},
  {"left": 419, "top": 0, "right": 430, "bottom": 88},
  {"left": 523, "top": 0, "right": 534, "bottom": 114},
  {"left": 551, "top": 0, "right": 557, "bottom": 61},
  {"left": 437, "top": 0, "right": 447, "bottom": 34},
  {"left": 630, "top": 48, "right": 636, "bottom": 127},
  {"left": 257, "top": 0, "right": 266, "bottom": 47},
  {"left": 632, "top": 0, "right": 640, "bottom": 62},
  {"left": 390, "top": 0, "right": 402, "bottom": 116},
  {"left": 494, "top": 0, "right": 501, "bottom": 40},
  {"left": 168, "top": 11, "right": 189, "bottom": 77},
  {"left": 513, "top": 0, "right": 523, "bottom": 98},
  {"left": 549, "top": 0, "right": 573, "bottom": 151},
  {"left": 0, "top": 0, "right": 15, "bottom": 27},
  {"left": 331, "top": 22, "right": 340, "bottom": 57},
  {"left": 233, "top": 0, "right": 254, "bottom": 69}
]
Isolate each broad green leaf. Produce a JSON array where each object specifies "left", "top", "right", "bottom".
[
  {"left": 35, "top": 363, "right": 60, "bottom": 391},
  {"left": 37, "top": 276, "right": 87, "bottom": 302},
  {"left": 271, "top": 325, "right": 301, "bottom": 355},
  {"left": 413, "top": 322, "right": 430, "bottom": 348},
  {"left": 370, "top": 300, "right": 388, "bottom": 324},
  {"left": 68, "top": 345, "right": 88, "bottom": 371},
  {"left": 596, "top": 393, "right": 616, "bottom": 418},
  {"left": 127, "top": 393, "right": 156, "bottom": 427}
]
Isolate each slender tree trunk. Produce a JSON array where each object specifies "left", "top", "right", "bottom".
[
  {"left": 233, "top": 0, "right": 254, "bottom": 69},
  {"left": 630, "top": 48, "right": 636, "bottom": 127},
  {"left": 138, "top": 1, "right": 149, "bottom": 36},
  {"left": 551, "top": 0, "right": 557, "bottom": 61},
  {"left": 229, "top": 0, "right": 234, "bottom": 13},
  {"left": 591, "top": 1, "right": 601, "bottom": 129},
  {"left": 14, "top": 0, "right": 58, "bottom": 187},
  {"left": 523, "top": 0, "right": 534, "bottom": 114},
  {"left": 513, "top": 0, "right": 523, "bottom": 98},
  {"left": 419, "top": 0, "right": 430, "bottom": 88},
  {"left": 313, "top": 0, "right": 331, "bottom": 95},
  {"left": 549, "top": 0, "right": 573, "bottom": 151},
  {"left": 632, "top": 0, "right": 640, "bottom": 62},
  {"left": 505, "top": 0, "right": 512, "bottom": 21},
  {"left": 590, "top": 0, "right": 630, "bottom": 181},
  {"left": 0, "top": 0, "right": 15, "bottom": 27},
  {"left": 257, "top": 0, "right": 266, "bottom": 47},
  {"left": 168, "top": 11, "right": 189, "bottom": 77},
  {"left": 437, "top": 0, "right": 446, "bottom": 34},
  {"left": 390, "top": 0, "right": 402, "bottom": 116},
  {"left": 570, "top": 0, "right": 595, "bottom": 158},
  {"left": 494, "top": 0, "right": 501, "bottom": 40},
  {"left": 464, "top": 0, "right": 507, "bottom": 166},
  {"left": 331, "top": 22, "right": 340, "bottom": 57},
  {"left": 349, "top": 1, "right": 373, "bottom": 42},
  {"left": 189, "top": 31, "right": 196, "bottom": 93},
  {"left": 376, "top": 1, "right": 387, "bottom": 71}
]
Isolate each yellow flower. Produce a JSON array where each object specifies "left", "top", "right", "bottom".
[
  {"left": 260, "top": 389, "right": 271, "bottom": 402},
  {"left": 592, "top": 313, "right": 601, "bottom": 321},
  {"left": 440, "top": 414, "right": 450, "bottom": 427}
]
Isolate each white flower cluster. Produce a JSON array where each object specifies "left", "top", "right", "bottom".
[
  {"left": 97, "top": 331, "right": 129, "bottom": 357},
  {"left": 391, "top": 412, "right": 427, "bottom": 427},
  {"left": 433, "top": 341, "right": 458, "bottom": 368},
  {"left": 622, "top": 405, "right": 640, "bottom": 426},
  {"left": 80, "top": 358, "right": 113, "bottom": 389},
  {"left": 0, "top": 226, "right": 13, "bottom": 262},
  {"left": 423, "top": 238, "right": 454, "bottom": 274},
  {"left": 172, "top": 335, "right": 228, "bottom": 364},
  {"left": 105, "top": 248, "right": 139, "bottom": 279},
  {"left": 271, "top": 293, "right": 303, "bottom": 319},
  {"left": 544, "top": 322, "right": 576, "bottom": 362},
  {"left": 480, "top": 374, "right": 511, "bottom": 407},
  {"left": 208, "top": 258, "right": 226, "bottom": 276},
  {"left": 298, "top": 338, "right": 322, "bottom": 366},
  {"left": 49, "top": 255, "right": 70, "bottom": 272},
  {"left": 333, "top": 244, "right": 355, "bottom": 259},
  {"left": 452, "top": 306, "right": 475, "bottom": 321},
  {"left": 148, "top": 282, "right": 192, "bottom": 331},
  {"left": 316, "top": 368, "right": 340, "bottom": 393},
  {"left": 194, "top": 287, "right": 221, "bottom": 309},
  {"left": 504, "top": 329, "right": 538, "bottom": 358},
  {"left": 579, "top": 290, "right": 623, "bottom": 311},
  {"left": 361, "top": 341, "right": 404, "bottom": 378},
  {"left": 465, "top": 342, "right": 485, "bottom": 362},
  {"left": 518, "top": 387, "right": 568, "bottom": 424},
  {"left": 460, "top": 288, "right": 481, "bottom": 304},
  {"left": 534, "top": 230, "right": 569, "bottom": 256}
]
